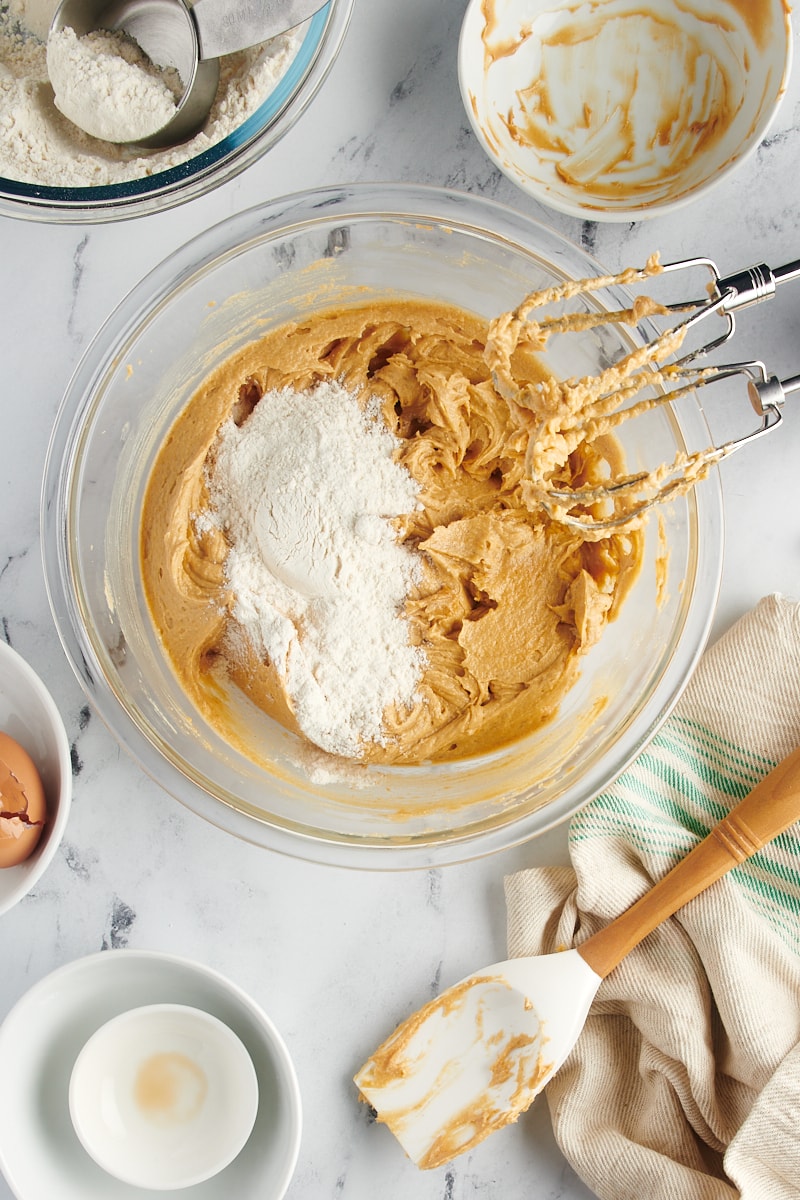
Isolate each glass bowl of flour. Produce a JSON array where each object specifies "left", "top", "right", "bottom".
[
  {"left": 41, "top": 183, "right": 724, "bottom": 867},
  {"left": 0, "top": 0, "right": 352, "bottom": 222}
]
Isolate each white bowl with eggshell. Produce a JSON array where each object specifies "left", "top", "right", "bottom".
[
  {"left": 0, "top": 640, "right": 71, "bottom": 914},
  {"left": 458, "top": 0, "right": 793, "bottom": 221}
]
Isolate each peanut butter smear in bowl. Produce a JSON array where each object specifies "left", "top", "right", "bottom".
[
  {"left": 458, "top": 0, "right": 792, "bottom": 220},
  {"left": 42, "top": 186, "right": 724, "bottom": 867}
]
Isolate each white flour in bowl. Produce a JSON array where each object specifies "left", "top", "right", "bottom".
[
  {"left": 46, "top": 26, "right": 181, "bottom": 143},
  {"left": 0, "top": 0, "right": 303, "bottom": 187}
]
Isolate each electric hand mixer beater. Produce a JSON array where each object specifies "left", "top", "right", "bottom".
[{"left": 488, "top": 255, "right": 800, "bottom": 535}]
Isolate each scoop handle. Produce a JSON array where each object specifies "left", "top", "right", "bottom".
[
  {"left": 578, "top": 747, "right": 800, "bottom": 979},
  {"left": 191, "top": 0, "right": 325, "bottom": 59}
]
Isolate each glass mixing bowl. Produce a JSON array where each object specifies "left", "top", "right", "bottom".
[
  {"left": 41, "top": 183, "right": 724, "bottom": 867},
  {"left": 0, "top": 0, "right": 351, "bottom": 223}
]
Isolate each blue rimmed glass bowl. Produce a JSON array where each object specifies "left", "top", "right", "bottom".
[{"left": 0, "top": 0, "right": 352, "bottom": 223}]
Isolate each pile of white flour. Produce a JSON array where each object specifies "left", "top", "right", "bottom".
[
  {"left": 46, "top": 26, "right": 182, "bottom": 143},
  {"left": 0, "top": 0, "right": 302, "bottom": 187},
  {"left": 203, "top": 380, "right": 427, "bottom": 760}
]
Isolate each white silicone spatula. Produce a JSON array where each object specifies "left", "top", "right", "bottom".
[{"left": 355, "top": 747, "right": 800, "bottom": 1170}]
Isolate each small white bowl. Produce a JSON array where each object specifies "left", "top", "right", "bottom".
[
  {"left": 69, "top": 1003, "right": 259, "bottom": 1191},
  {"left": 0, "top": 640, "right": 72, "bottom": 915},
  {"left": 458, "top": 0, "right": 793, "bottom": 221},
  {"left": 0, "top": 950, "right": 301, "bottom": 1199}
]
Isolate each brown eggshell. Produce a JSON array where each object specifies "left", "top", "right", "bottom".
[{"left": 0, "top": 731, "right": 47, "bottom": 868}]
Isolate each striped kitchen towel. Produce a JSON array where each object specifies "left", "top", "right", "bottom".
[{"left": 505, "top": 593, "right": 800, "bottom": 1200}]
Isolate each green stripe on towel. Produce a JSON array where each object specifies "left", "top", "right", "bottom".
[{"left": 569, "top": 719, "right": 800, "bottom": 953}]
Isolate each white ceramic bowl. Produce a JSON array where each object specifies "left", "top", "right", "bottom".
[
  {"left": 69, "top": 1004, "right": 259, "bottom": 1191},
  {"left": 0, "top": 640, "right": 72, "bottom": 914},
  {"left": 41, "top": 183, "right": 724, "bottom": 868},
  {"left": 458, "top": 0, "right": 793, "bottom": 221},
  {"left": 0, "top": 950, "right": 302, "bottom": 1200},
  {"left": 0, "top": 0, "right": 352, "bottom": 223}
]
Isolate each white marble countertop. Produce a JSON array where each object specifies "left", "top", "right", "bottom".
[{"left": 1, "top": 2, "right": 800, "bottom": 1197}]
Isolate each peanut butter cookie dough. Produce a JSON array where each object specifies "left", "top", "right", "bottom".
[{"left": 140, "top": 298, "right": 643, "bottom": 765}]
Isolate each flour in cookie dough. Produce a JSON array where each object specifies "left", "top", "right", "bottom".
[{"left": 140, "top": 298, "right": 643, "bottom": 765}]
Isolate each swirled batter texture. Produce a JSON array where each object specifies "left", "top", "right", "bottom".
[{"left": 140, "top": 299, "right": 642, "bottom": 764}]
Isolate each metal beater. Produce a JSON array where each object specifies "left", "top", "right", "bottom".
[{"left": 497, "top": 255, "right": 800, "bottom": 535}]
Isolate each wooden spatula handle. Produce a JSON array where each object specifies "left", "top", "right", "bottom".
[{"left": 577, "top": 747, "right": 800, "bottom": 980}]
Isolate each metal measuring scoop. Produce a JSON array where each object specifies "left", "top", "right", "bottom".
[{"left": 48, "top": 0, "right": 325, "bottom": 148}]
